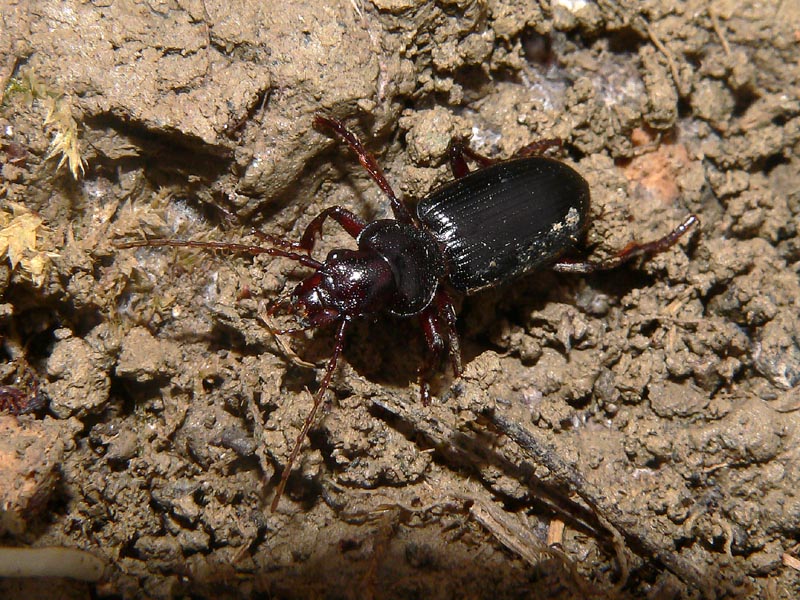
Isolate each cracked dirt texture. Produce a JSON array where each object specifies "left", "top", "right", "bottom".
[{"left": 1, "top": 0, "right": 800, "bottom": 598}]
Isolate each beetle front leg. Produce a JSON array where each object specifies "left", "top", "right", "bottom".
[
  {"left": 299, "top": 207, "right": 366, "bottom": 251},
  {"left": 552, "top": 214, "right": 699, "bottom": 274},
  {"left": 252, "top": 206, "right": 367, "bottom": 254}
]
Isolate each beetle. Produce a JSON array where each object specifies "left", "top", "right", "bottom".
[{"left": 117, "top": 115, "right": 698, "bottom": 510}]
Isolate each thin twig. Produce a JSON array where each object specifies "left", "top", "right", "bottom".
[
  {"left": 644, "top": 22, "right": 684, "bottom": 96},
  {"left": 0, "top": 546, "right": 108, "bottom": 581},
  {"left": 709, "top": 9, "right": 732, "bottom": 57},
  {"left": 485, "top": 409, "right": 713, "bottom": 598}
]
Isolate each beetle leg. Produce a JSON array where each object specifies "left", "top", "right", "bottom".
[
  {"left": 435, "top": 290, "right": 461, "bottom": 377},
  {"left": 448, "top": 136, "right": 564, "bottom": 179},
  {"left": 298, "top": 207, "right": 367, "bottom": 251},
  {"left": 447, "top": 137, "right": 495, "bottom": 178},
  {"left": 417, "top": 307, "right": 450, "bottom": 406},
  {"left": 513, "top": 138, "right": 563, "bottom": 158},
  {"left": 271, "top": 317, "right": 350, "bottom": 512},
  {"left": 551, "top": 214, "right": 699, "bottom": 274},
  {"left": 248, "top": 207, "right": 366, "bottom": 255},
  {"left": 313, "top": 115, "right": 416, "bottom": 225}
]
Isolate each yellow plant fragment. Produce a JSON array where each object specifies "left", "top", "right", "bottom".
[
  {"left": 43, "top": 96, "right": 85, "bottom": 179},
  {"left": 0, "top": 203, "right": 53, "bottom": 286},
  {"left": 4, "top": 71, "right": 86, "bottom": 179}
]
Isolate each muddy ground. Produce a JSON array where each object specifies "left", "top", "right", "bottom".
[{"left": 1, "top": 0, "right": 799, "bottom": 598}]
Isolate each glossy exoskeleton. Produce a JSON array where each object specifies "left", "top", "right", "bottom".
[{"left": 117, "top": 115, "right": 698, "bottom": 510}]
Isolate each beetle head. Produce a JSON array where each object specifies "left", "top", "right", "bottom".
[
  {"left": 291, "top": 249, "right": 395, "bottom": 326},
  {"left": 290, "top": 271, "right": 340, "bottom": 328}
]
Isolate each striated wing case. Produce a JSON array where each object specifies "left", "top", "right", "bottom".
[{"left": 417, "top": 157, "right": 590, "bottom": 293}]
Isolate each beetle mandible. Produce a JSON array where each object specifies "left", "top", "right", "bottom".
[{"left": 118, "top": 115, "right": 698, "bottom": 510}]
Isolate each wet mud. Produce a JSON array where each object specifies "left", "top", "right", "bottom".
[{"left": 1, "top": 1, "right": 800, "bottom": 598}]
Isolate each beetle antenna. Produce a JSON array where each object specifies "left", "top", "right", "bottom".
[
  {"left": 271, "top": 318, "right": 349, "bottom": 511},
  {"left": 114, "top": 238, "right": 323, "bottom": 270}
]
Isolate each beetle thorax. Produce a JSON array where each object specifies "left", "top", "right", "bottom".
[{"left": 357, "top": 220, "right": 444, "bottom": 317}]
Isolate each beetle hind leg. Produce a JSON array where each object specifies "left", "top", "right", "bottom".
[{"left": 552, "top": 214, "right": 699, "bottom": 274}]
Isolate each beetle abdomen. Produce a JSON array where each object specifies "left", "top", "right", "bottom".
[{"left": 417, "top": 157, "right": 590, "bottom": 293}]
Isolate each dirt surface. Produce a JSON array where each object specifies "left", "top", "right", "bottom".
[{"left": 1, "top": 0, "right": 800, "bottom": 598}]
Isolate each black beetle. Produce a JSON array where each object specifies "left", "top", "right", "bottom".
[{"left": 117, "top": 115, "right": 698, "bottom": 510}]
